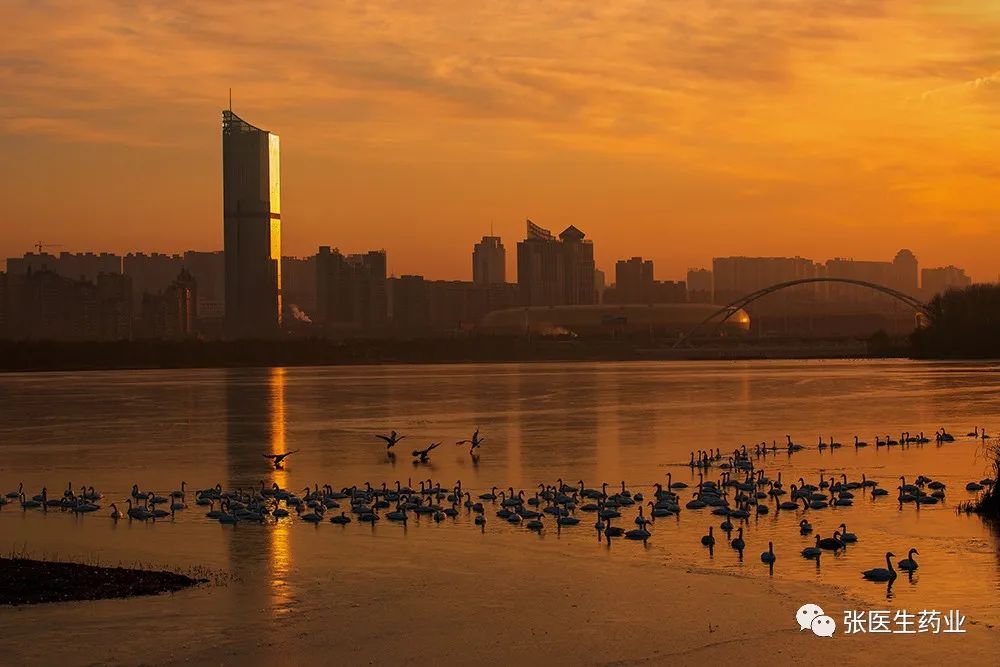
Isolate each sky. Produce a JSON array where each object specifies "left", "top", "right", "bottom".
[{"left": 2, "top": 0, "right": 999, "bottom": 282}]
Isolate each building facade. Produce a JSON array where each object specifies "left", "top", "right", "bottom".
[
  {"left": 223, "top": 109, "right": 281, "bottom": 338},
  {"left": 315, "top": 247, "right": 387, "bottom": 334},
  {"left": 613, "top": 257, "right": 654, "bottom": 304},
  {"left": 921, "top": 265, "right": 971, "bottom": 299},
  {"left": 472, "top": 236, "right": 506, "bottom": 285},
  {"left": 686, "top": 268, "right": 713, "bottom": 303},
  {"left": 712, "top": 256, "right": 820, "bottom": 309},
  {"left": 516, "top": 220, "right": 596, "bottom": 306}
]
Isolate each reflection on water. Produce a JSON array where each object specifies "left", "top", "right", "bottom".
[
  {"left": 223, "top": 367, "right": 294, "bottom": 619},
  {"left": 1, "top": 360, "right": 1000, "bottom": 633}
]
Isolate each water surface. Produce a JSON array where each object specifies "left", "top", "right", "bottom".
[{"left": 1, "top": 360, "right": 998, "bottom": 664}]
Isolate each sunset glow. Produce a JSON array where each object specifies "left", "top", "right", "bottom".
[{"left": 3, "top": 1, "right": 999, "bottom": 280}]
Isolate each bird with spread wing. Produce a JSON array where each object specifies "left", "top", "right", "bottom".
[
  {"left": 456, "top": 428, "right": 485, "bottom": 455},
  {"left": 262, "top": 450, "right": 299, "bottom": 468},
  {"left": 412, "top": 442, "right": 441, "bottom": 463},
  {"left": 375, "top": 430, "right": 406, "bottom": 450}
]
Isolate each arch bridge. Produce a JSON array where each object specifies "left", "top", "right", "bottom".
[{"left": 673, "top": 277, "right": 930, "bottom": 348}]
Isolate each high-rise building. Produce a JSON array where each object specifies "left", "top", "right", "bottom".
[
  {"left": 712, "top": 256, "right": 819, "bottom": 305},
  {"left": 388, "top": 276, "right": 519, "bottom": 335},
  {"left": 516, "top": 220, "right": 596, "bottom": 306},
  {"left": 123, "top": 252, "right": 184, "bottom": 310},
  {"left": 182, "top": 251, "right": 225, "bottom": 322},
  {"left": 686, "top": 268, "right": 713, "bottom": 303},
  {"left": 921, "top": 265, "right": 971, "bottom": 299},
  {"left": 96, "top": 272, "right": 133, "bottom": 340},
  {"left": 6, "top": 252, "right": 122, "bottom": 281},
  {"left": 472, "top": 236, "right": 506, "bottom": 285},
  {"left": 139, "top": 269, "right": 198, "bottom": 339},
  {"left": 315, "top": 247, "right": 387, "bottom": 334},
  {"left": 614, "top": 257, "right": 654, "bottom": 304},
  {"left": 822, "top": 249, "right": 921, "bottom": 306},
  {"left": 223, "top": 109, "right": 281, "bottom": 338},
  {"left": 594, "top": 269, "right": 606, "bottom": 304},
  {"left": 282, "top": 255, "right": 318, "bottom": 324},
  {"left": 892, "top": 249, "right": 919, "bottom": 295}
]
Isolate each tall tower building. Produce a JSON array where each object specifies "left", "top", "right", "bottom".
[
  {"left": 892, "top": 249, "right": 919, "bottom": 295},
  {"left": 222, "top": 109, "right": 281, "bottom": 338},
  {"left": 472, "top": 236, "right": 506, "bottom": 285},
  {"left": 516, "top": 220, "right": 595, "bottom": 306}
]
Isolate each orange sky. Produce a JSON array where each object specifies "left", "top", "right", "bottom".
[{"left": 2, "top": 1, "right": 999, "bottom": 282}]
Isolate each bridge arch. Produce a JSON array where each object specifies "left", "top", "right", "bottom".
[{"left": 673, "top": 277, "right": 930, "bottom": 348}]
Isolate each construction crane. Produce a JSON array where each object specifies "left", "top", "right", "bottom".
[{"left": 33, "top": 241, "right": 61, "bottom": 254}]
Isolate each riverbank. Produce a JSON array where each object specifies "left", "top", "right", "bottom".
[
  {"left": 0, "top": 337, "right": 906, "bottom": 372},
  {"left": 0, "top": 557, "right": 205, "bottom": 605}
]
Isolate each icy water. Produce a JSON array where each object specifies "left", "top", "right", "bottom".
[{"left": 1, "top": 360, "right": 998, "bottom": 665}]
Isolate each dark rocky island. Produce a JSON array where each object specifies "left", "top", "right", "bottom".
[{"left": 0, "top": 557, "right": 205, "bottom": 605}]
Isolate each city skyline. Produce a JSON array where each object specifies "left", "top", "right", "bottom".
[{"left": 4, "top": 2, "right": 1000, "bottom": 283}]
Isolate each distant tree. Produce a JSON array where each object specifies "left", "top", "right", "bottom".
[{"left": 911, "top": 284, "right": 1000, "bottom": 359}]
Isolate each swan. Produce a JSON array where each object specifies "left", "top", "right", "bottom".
[
  {"left": 375, "top": 431, "right": 406, "bottom": 449},
  {"left": 20, "top": 493, "right": 41, "bottom": 510},
  {"left": 818, "top": 532, "right": 844, "bottom": 550},
  {"left": 760, "top": 542, "right": 776, "bottom": 564},
  {"left": 667, "top": 473, "right": 687, "bottom": 490},
  {"left": 897, "top": 548, "right": 919, "bottom": 571},
  {"left": 109, "top": 503, "right": 124, "bottom": 520},
  {"left": 801, "top": 536, "right": 821, "bottom": 558},
  {"left": 330, "top": 511, "right": 352, "bottom": 524},
  {"left": 301, "top": 509, "right": 324, "bottom": 523},
  {"left": 730, "top": 527, "right": 745, "bottom": 551},
  {"left": 603, "top": 518, "right": 624, "bottom": 538},
  {"left": 799, "top": 519, "right": 813, "bottom": 534},
  {"left": 526, "top": 516, "right": 544, "bottom": 531},
  {"left": 854, "top": 435, "right": 868, "bottom": 448},
  {"left": 862, "top": 552, "right": 897, "bottom": 581},
  {"left": 625, "top": 527, "right": 651, "bottom": 542},
  {"left": 838, "top": 523, "right": 858, "bottom": 543},
  {"left": 125, "top": 499, "right": 151, "bottom": 520},
  {"left": 701, "top": 526, "right": 715, "bottom": 546}
]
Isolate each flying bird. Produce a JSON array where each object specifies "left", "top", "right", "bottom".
[
  {"left": 412, "top": 442, "right": 441, "bottom": 462},
  {"left": 456, "top": 428, "right": 485, "bottom": 454},
  {"left": 262, "top": 450, "right": 299, "bottom": 468},
  {"left": 375, "top": 431, "right": 406, "bottom": 450}
]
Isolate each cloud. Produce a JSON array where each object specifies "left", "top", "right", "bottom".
[{"left": 920, "top": 71, "right": 1000, "bottom": 100}]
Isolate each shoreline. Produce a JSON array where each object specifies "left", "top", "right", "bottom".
[
  {"left": 0, "top": 557, "right": 206, "bottom": 606},
  {"left": 0, "top": 337, "right": 921, "bottom": 373}
]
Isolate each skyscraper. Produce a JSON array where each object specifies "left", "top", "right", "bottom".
[
  {"left": 472, "top": 236, "right": 506, "bottom": 285},
  {"left": 222, "top": 109, "right": 281, "bottom": 338},
  {"left": 516, "top": 220, "right": 596, "bottom": 306}
]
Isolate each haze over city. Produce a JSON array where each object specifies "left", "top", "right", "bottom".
[
  {"left": 6, "top": 4, "right": 1000, "bottom": 667},
  {"left": 4, "top": 1, "right": 1000, "bottom": 281}
]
